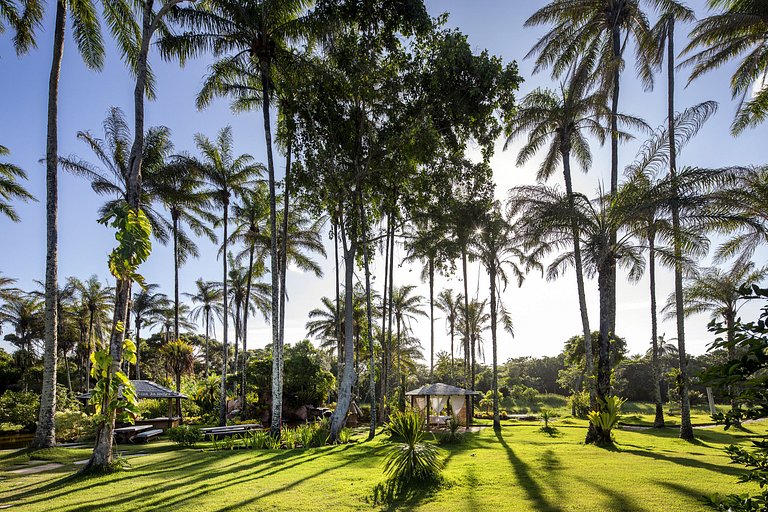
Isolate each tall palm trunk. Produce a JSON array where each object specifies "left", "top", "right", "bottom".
[
  {"left": 278, "top": 138, "right": 291, "bottom": 375},
  {"left": 725, "top": 312, "right": 738, "bottom": 412},
  {"left": 360, "top": 202, "right": 376, "bottom": 440},
  {"left": 461, "top": 247, "right": 472, "bottom": 419},
  {"left": 649, "top": 231, "right": 665, "bottom": 427},
  {"left": 449, "top": 314, "right": 455, "bottom": 383},
  {"left": 387, "top": 218, "right": 395, "bottom": 403},
  {"left": 261, "top": 62, "right": 282, "bottom": 438},
  {"left": 241, "top": 243, "right": 255, "bottom": 410},
  {"left": 379, "top": 215, "right": 390, "bottom": 421},
  {"left": 219, "top": 204, "right": 230, "bottom": 426},
  {"left": 135, "top": 317, "right": 142, "bottom": 379},
  {"left": 172, "top": 212, "right": 180, "bottom": 340},
  {"left": 561, "top": 147, "right": 594, "bottom": 405},
  {"left": 588, "top": 259, "right": 615, "bottom": 444},
  {"left": 204, "top": 309, "right": 210, "bottom": 378},
  {"left": 428, "top": 257, "right": 434, "bottom": 380},
  {"left": 33, "top": 0, "right": 66, "bottom": 449},
  {"left": 85, "top": 313, "right": 94, "bottom": 390},
  {"left": 334, "top": 220, "right": 342, "bottom": 384},
  {"left": 489, "top": 261, "right": 500, "bottom": 432}
]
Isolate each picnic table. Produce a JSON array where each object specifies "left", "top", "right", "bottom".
[
  {"left": 114, "top": 425, "right": 153, "bottom": 444},
  {"left": 199, "top": 424, "right": 262, "bottom": 439}
]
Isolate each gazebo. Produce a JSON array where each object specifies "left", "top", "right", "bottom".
[
  {"left": 78, "top": 379, "right": 187, "bottom": 430},
  {"left": 406, "top": 383, "right": 480, "bottom": 427}
]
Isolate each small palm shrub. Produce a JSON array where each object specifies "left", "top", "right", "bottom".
[
  {"left": 539, "top": 409, "right": 559, "bottom": 436},
  {"left": 167, "top": 425, "right": 203, "bottom": 447},
  {"left": 383, "top": 410, "right": 444, "bottom": 484},
  {"left": 438, "top": 416, "right": 463, "bottom": 445},
  {"left": 588, "top": 396, "right": 625, "bottom": 440}
]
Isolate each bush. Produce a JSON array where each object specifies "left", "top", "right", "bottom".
[
  {"left": 568, "top": 390, "right": 590, "bottom": 418},
  {"left": 383, "top": 410, "right": 443, "bottom": 484},
  {"left": 587, "top": 396, "right": 625, "bottom": 441},
  {"left": 137, "top": 398, "right": 168, "bottom": 419},
  {"left": 438, "top": 416, "right": 463, "bottom": 445},
  {"left": 167, "top": 425, "right": 203, "bottom": 447},
  {"left": 510, "top": 385, "right": 538, "bottom": 404},
  {"left": 0, "top": 390, "right": 40, "bottom": 430},
  {"left": 54, "top": 411, "right": 93, "bottom": 442},
  {"left": 193, "top": 375, "right": 220, "bottom": 419}
]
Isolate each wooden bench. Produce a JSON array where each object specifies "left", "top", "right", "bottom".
[
  {"left": 200, "top": 424, "right": 262, "bottom": 440},
  {"left": 114, "top": 425, "right": 153, "bottom": 444},
  {"left": 131, "top": 429, "right": 163, "bottom": 443}
]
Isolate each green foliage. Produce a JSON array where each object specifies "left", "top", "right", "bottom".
[
  {"left": 0, "top": 390, "right": 39, "bottom": 430},
  {"left": 539, "top": 409, "right": 560, "bottom": 436},
  {"left": 193, "top": 375, "right": 220, "bottom": 419},
  {"left": 383, "top": 410, "right": 444, "bottom": 484},
  {"left": 707, "top": 440, "right": 768, "bottom": 511},
  {"left": 54, "top": 411, "right": 93, "bottom": 442},
  {"left": 480, "top": 390, "right": 503, "bottom": 413},
  {"left": 509, "top": 384, "right": 538, "bottom": 404},
  {"left": 588, "top": 396, "right": 625, "bottom": 440},
  {"left": 167, "top": 425, "right": 203, "bottom": 447},
  {"left": 438, "top": 416, "right": 463, "bottom": 445},
  {"left": 90, "top": 338, "right": 139, "bottom": 428},
  {"left": 568, "top": 390, "right": 591, "bottom": 418},
  {"left": 99, "top": 204, "right": 152, "bottom": 287}
]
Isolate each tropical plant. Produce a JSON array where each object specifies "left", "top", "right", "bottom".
[
  {"left": 715, "top": 166, "right": 768, "bottom": 262},
  {"left": 587, "top": 395, "right": 625, "bottom": 443},
  {"left": 0, "top": 0, "right": 42, "bottom": 54},
  {"left": 194, "top": 126, "right": 262, "bottom": 426},
  {"left": 71, "top": 276, "right": 113, "bottom": 390},
  {"left": 390, "top": 285, "right": 427, "bottom": 404},
  {"left": 0, "top": 295, "right": 43, "bottom": 385},
  {"left": 0, "top": 145, "right": 35, "bottom": 222},
  {"left": 167, "top": 424, "right": 203, "bottom": 447},
  {"left": 187, "top": 279, "right": 223, "bottom": 378},
  {"left": 131, "top": 284, "right": 167, "bottom": 379},
  {"left": 682, "top": 0, "right": 768, "bottom": 135},
  {"left": 383, "top": 409, "right": 443, "bottom": 484}
]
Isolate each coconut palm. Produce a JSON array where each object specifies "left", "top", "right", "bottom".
[
  {"left": 160, "top": 339, "right": 196, "bottom": 417},
  {"left": 0, "top": 273, "right": 20, "bottom": 306},
  {"left": 0, "top": 145, "right": 35, "bottom": 222},
  {"left": 504, "top": 58, "right": 643, "bottom": 405},
  {"left": 306, "top": 296, "right": 340, "bottom": 353},
  {"left": 457, "top": 297, "right": 491, "bottom": 383},
  {"left": 153, "top": 303, "right": 195, "bottom": 344},
  {"left": 162, "top": 0, "right": 315, "bottom": 437},
  {"left": 131, "top": 285, "right": 167, "bottom": 379},
  {"left": 0, "top": 294, "right": 43, "bottom": 388},
  {"left": 33, "top": 0, "right": 103, "bottom": 451},
  {"left": 472, "top": 204, "right": 538, "bottom": 430},
  {"left": 71, "top": 275, "right": 113, "bottom": 390},
  {"left": 186, "top": 279, "right": 224, "bottom": 378},
  {"left": 435, "top": 289, "right": 460, "bottom": 382},
  {"left": 682, "top": 0, "right": 768, "bottom": 135},
  {"left": 152, "top": 159, "right": 217, "bottom": 340},
  {"left": 715, "top": 166, "right": 768, "bottom": 262},
  {"left": 194, "top": 126, "right": 262, "bottom": 426},
  {"left": 664, "top": 258, "right": 768, "bottom": 410},
  {"left": 60, "top": 107, "right": 175, "bottom": 245}
]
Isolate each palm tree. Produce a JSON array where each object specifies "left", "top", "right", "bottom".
[
  {"left": 682, "top": 0, "right": 768, "bottom": 135},
  {"left": 390, "top": 285, "right": 427, "bottom": 405},
  {"left": 457, "top": 297, "right": 491, "bottom": 386},
  {"left": 0, "top": 0, "right": 42, "bottom": 54},
  {"left": 472, "top": 204, "right": 537, "bottom": 430},
  {"left": 131, "top": 285, "right": 167, "bottom": 379},
  {"left": 0, "top": 145, "right": 35, "bottom": 222},
  {"left": 306, "top": 296, "right": 340, "bottom": 353},
  {"left": 504, "top": 59, "right": 642, "bottom": 406},
  {"left": 61, "top": 107, "right": 175, "bottom": 245},
  {"left": 153, "top": 159, "right": 217, "bottom": 340},
  {"left": 194, "top": 126, "right": 262, "bottom": 426},
  {"left": 32, "top": 0, "right": 102, "bottom": 451},
  {"left": 160, "top": 339, "right": 196, "bottom": 417},
  {"left": 71, "top": 275, "right": 113, "bottom": 390},
  {"left": 187, "top": 279, "right": 224, "bottom": 378},
  {"left": 0, "top": 295, "right": 43, "bottom": 389},
  {"left": 715, "top": 166, "right": 768, "bottom": 262},
  {"left": 153, "top": 303, "right": 195, "bottom": 343},
  {"left": 665, "top": 259, "right": 768, "bottom": 410},
  {"left": 435, "top": 289, "right": 460, "bottom": 383},
  {"left": 162, "top": 0, "right": 315, "bottom": 437}
]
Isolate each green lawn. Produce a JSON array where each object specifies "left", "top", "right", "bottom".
[{"left": 0, "top": 420, "right": 764, "bottom": 511}]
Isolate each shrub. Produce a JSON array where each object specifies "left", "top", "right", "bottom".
[
  {"left": 510, "top": 385, "right": 539, "bottom": 403},
  {"left": 438, "top": 416, "right": 463, "bottom": 445},
  {"left": 706, "top": 440, "right": 768, "bottom": 511},
  {"left": 383, "top": 410, "right": 443, "bottom": 484},
  {"left": 137, "top": 399, "right": 168, "bottom": 420},
  {"left": 539, "top": 409, "right": 559, "bottom": 436},
  {"left": 0, "top": 390, "right": 40, "bottom": 430},
  {"left": 167, "top": 425, "right": 203, "bottom": 447},
  {"left": 193, "top": 375, "right": 220, "bottom": 418},
  {"left": 54, "top": 411, "right": 92, "bottom": 442},
  {"left": 587, "top": 396, "right": 625, "bottom": 440},
  {"left": 568, "top": 390, "right": 590, "bottom": 418}
]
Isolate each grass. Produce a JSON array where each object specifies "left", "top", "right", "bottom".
[{"left": 0, "top": 418, "right": 764, "bottom": 511}]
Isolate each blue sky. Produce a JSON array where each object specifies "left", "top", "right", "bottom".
[{"left": 1, "top": 0, "right": 766, "bottom": 362}]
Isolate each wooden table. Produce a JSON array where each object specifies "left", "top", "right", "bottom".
[{"left": 114, "top": 425, "right": 153, "bottom": 444}]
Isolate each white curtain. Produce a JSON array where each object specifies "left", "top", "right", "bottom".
[
  {"left": 449, "top": 395, "right": 465, "bottom": 416},
  {"left": 414, "top": 396, "right": 427, "bottom": 412},
  {"left": 430, "top": 396, "right": 448, "bottom": 415}
]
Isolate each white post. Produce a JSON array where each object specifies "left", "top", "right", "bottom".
[{"left": 706, "top": 387, "right": 716, "bottom": 416}]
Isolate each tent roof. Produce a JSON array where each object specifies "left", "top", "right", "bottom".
[
  {"left": 405, "top": 383, "right": 480, "bottom": 396},
  {"left": 77, "top": 380, "right": 187, "bottom": 401}
]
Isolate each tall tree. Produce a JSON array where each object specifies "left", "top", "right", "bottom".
[
  {"left": 131, "top": 284, "right": 167, "bottom": 379},
  {"left": 71, "top": 276, "right": 113, "bottom": 390},
  {"left": 186, "top": 279, "right": 223, "bottom": 378},
  {"left": 390, "top": 285, "right": 427, "bottom": 404},
  {"left": 435, "top": 289, "right": 460, "bottom": 383},
  {"left": 0, "top": 0, "right": 42, "bottom": 54},
  {"left": 194, "top": 126, "right": 261, "bottom": 426}
]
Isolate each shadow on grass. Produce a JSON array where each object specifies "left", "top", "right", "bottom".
[
  {"left": 370, "top": 478, "right": 444, "bottom": 511},
  {"left": 575, "top": 477, "right": 647, "bottom": 511},
  {"left": 495, "top": 430, "right": 563, "bottom": 512},
  {"left": 605, "top": 441, "right": 746, "bottom": 477}
]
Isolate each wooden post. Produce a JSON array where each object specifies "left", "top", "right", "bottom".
[
  {"left": 706, "top": 387, "right": 716, "bottom": 416},
  {"left": 426, "top": 396, "right": 431, "bottom": 431}
]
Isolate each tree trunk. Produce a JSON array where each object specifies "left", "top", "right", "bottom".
[
  {"left": 278, "top": 136, "right": 291, "bottom": 391},
  {"left": 360, "top": 202, "right": 376, "bottom": 440},
  {"left": 334, "top": 220, "right": 342, "bottom": 384},
  {"left": 219, "top": 204, "right": 229, "bottom": 426},
  {"left": 33, "top": 0, "right": 66, "bottom": 450},
  {"left": 379, "top": 215, "right": 390, "bottom": 422},
  {"left": 136, "top": 317, "right": 142, "bottom": 380},
  {"left": 461, "top": 247, "right": 472, "bottom": 419},
  {"left": 173, "top": 212, "right": 179, "bottom": 341},
  {"left": 562, "top": 148, "right": 594, "bottom": 406},
  {"left": 586, "top": 260, "right": 614, "bottom": 445},
  {"left": 241, "top": 244, "right": 255, "bottom": 412},
  {"left": 726, "top": 312, "right": 738, "bottom": 413},
  {"left": 330, "top": 225, "right": 357, "bottom": 441},
  {"left": 649, "top": 232, "right": 665, "bottom": 428},
  {"left": 204, "top": 310, "right": 209, "bottom": 378},
  {"left": 262, "top": 61, "right": 283, "bottom": 438},
  {"left": 489, "top": 262, "right": 500, "bottom": 432},
  {"left": 429, "top": 257, "right": 435, "bottom": 380},
  {"left": 86, "top": 314, "right": 94, "bottom": 390},
  {"left": 387, "top": 218, "right": 396, "bottom": 405}
]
